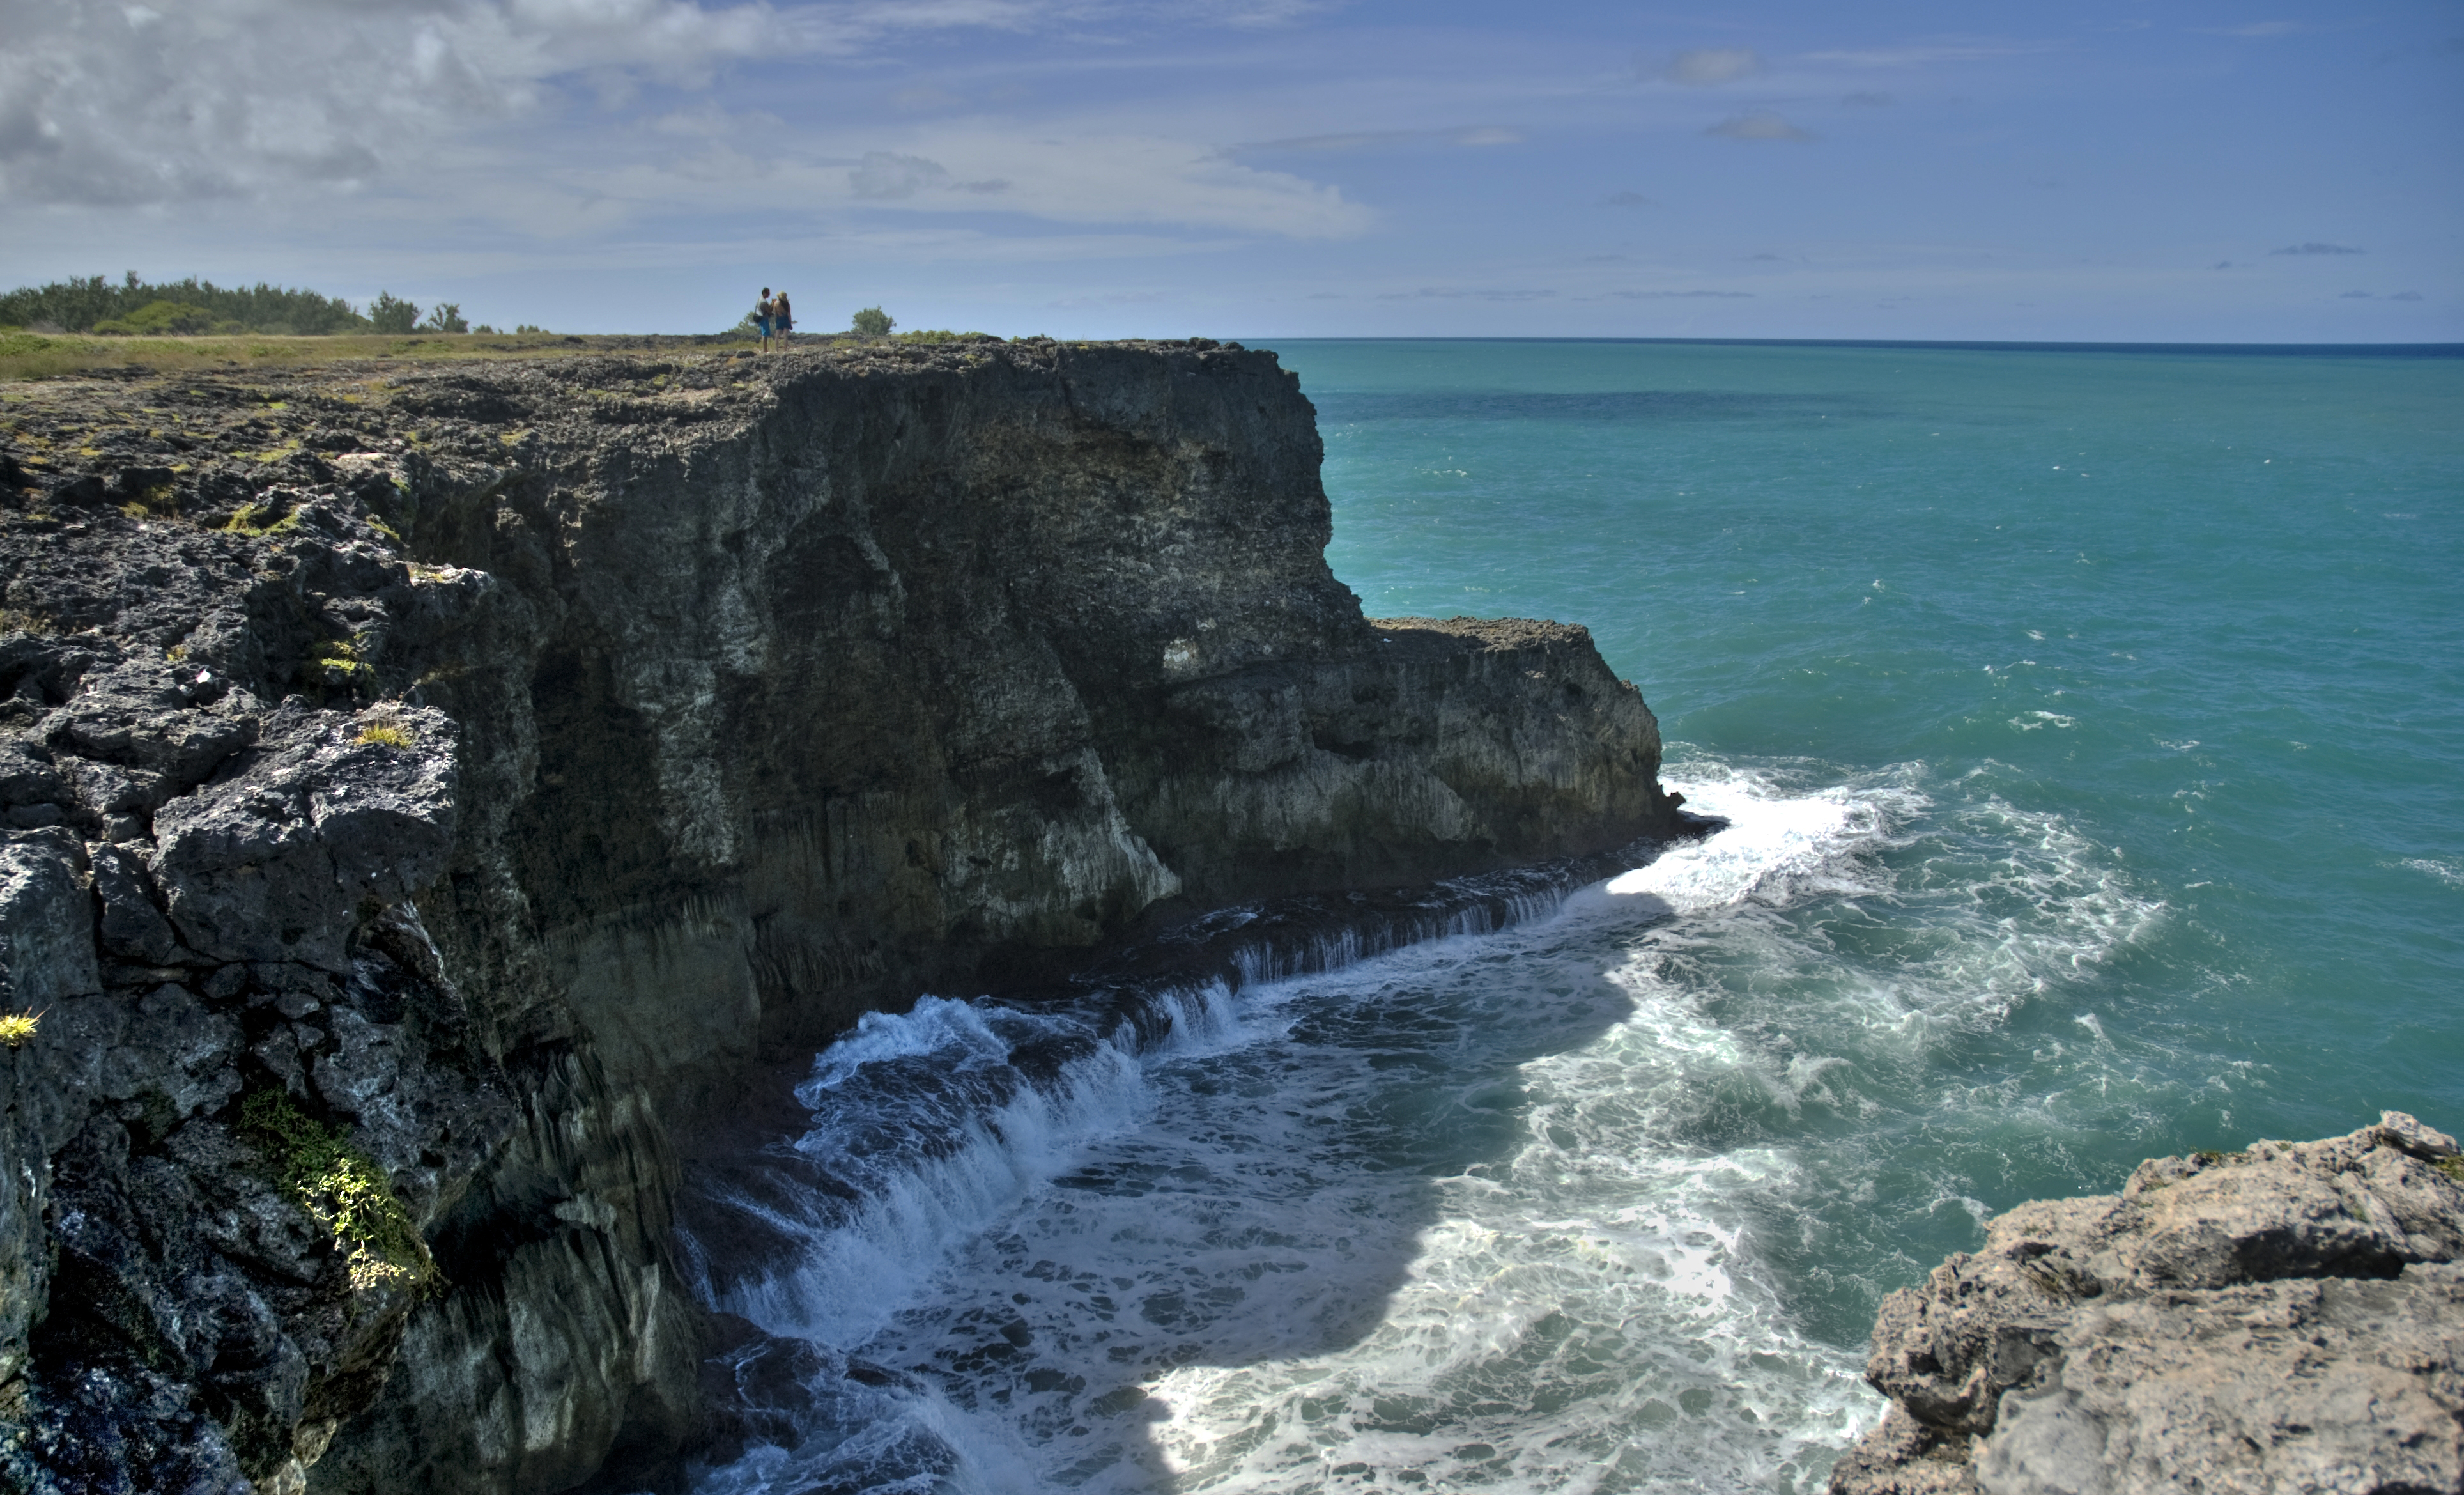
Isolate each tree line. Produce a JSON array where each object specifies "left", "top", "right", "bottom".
[{"left": 0, "top": 273, "right": 476, "bottom": 336}]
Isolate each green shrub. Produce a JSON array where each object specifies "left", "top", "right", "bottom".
[
  {"left": 420, "top": 302, "right": 468, "bottom": 334},
  {"left": 368, "top": 291, "right": 420, "bottom": 334},
  {"left": 0, "top": 272, "right": 371, "bottom": 334},
  {"left": 851, "top": 306, "right": 895, "bottom": 339},
  {"left": 92, "top": 300, "right": 216, "bottom": 336},
  {"left": 239, "top": 1090, "right": 435, "bottom": 1292}
]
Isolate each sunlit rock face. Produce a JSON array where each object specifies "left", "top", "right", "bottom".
[
  {"left": 0, "top": 338, "right": 1674, "bottom": 1493},
  {"left": 1833, "top": 1111, "right": 2464, "bottom": 1495}
]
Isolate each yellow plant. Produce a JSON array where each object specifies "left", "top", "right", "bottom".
[
  {"left": 357, "top": 723, "right": 415, "bottom": 748},
  {"left": 239, "top": 1091, "right": 435, "bottom": 1292},
  {"left": 0, "top": 1011, "right": 41, "bottom": 1048}
]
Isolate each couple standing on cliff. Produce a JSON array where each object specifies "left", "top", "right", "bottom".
[{"left": 755, "top": 288, "right": 794, "bottom": 351}]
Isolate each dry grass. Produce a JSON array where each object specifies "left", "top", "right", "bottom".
[
  {"left": 0, "top": 1011, "right": 40, "bottom": 1048},
  {"left": 0, "top": 329, "right": 785, "bottom": 382}
]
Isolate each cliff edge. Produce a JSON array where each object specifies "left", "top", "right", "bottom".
[
  {"left": 1835, "top": 1112, "right": 2464, "bottom": 1494},
  {"left": 0, "top": 337, "right": 1680, "bottom": 1492}
]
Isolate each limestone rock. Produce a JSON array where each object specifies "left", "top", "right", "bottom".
[
  {"left": 0, "top": 828, "right": 98, "bottom": 1005},
  {"left": 0, "top": 340, "right": 1683, "bottom": 1494},
  {"left": 151, "top": 703, "right": 457, "bottom": 973},
  {"left": 1836, "top": 1113, "right": 2464, "bottom": 1494}
]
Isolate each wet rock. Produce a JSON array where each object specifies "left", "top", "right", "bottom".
[{"left": 1835, "top": 1112, "right": 2464, "bottom": 1494}]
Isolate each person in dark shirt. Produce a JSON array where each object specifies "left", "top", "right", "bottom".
[{"left": 755, "top": 287, "right": 774, "bottom": 351}]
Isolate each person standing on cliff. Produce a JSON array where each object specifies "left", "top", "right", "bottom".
[
  {"left": 755, "top": 288, "right": 774, "bottom": 352},
  {"left": 773, "top": 290, "right": 794, "bottom": 348}
]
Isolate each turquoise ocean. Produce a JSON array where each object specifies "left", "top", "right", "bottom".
[{"left": 687, "top": 341, "right": 2464, "bottom": 1494}]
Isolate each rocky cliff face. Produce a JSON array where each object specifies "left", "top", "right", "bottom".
[
  {"left": 0, "top": 337, "right": 1677, "bottom": 1492},
  {"left": 1834, "top": 1112, "right": 2464, "bottom": 1494}
]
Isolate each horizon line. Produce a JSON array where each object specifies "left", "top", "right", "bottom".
[{"left": 1235, "top": 336, "right": 2464, "bottom": 357}]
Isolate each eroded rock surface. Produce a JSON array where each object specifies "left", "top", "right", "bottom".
[
  {"left": 1834, "top": 1112, "right": 2464, "bottom": 1495},
  {"left": 0, "top": 339, "right": 1681, "bottom": 1492}
]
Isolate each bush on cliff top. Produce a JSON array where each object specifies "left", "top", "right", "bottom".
[{"left": 0, "top": 272, "right": 371, "bottom": 335}]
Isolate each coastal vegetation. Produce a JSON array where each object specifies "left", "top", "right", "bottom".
[
  {"left": 238, "top": 1090, "right": 435, "bottom": 1293},
  {"left": 2, "top": 272, "right": 371, "bottom": 335}
]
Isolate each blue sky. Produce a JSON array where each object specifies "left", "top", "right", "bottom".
[{"left": 3, "top": 0, "right": 2459, "bottom": 341}]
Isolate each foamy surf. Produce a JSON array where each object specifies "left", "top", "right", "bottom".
[{"left": 681, "top": 754, "right": 2176, "bottom": 1494}]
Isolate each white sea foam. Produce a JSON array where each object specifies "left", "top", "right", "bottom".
[
  {"left": 688, "top": 754, "right": 2171, "bottom": 1495},
  {"left": 2401, "top": 857, "right": 2463, "bottom": 888}
]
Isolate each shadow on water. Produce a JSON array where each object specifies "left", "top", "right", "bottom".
[{"left": 661, "top": 827, "right": 1720, "bottom": 1495}]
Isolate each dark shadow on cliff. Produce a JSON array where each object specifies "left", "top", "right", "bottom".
[{"left": 651, "top": 821, "right": 1722, "bottom": 1494}]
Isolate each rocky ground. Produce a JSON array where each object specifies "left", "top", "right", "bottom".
[
  {"left": 1834, "top": 1111, "right": 2464, "bottom": 1494},
  {"left": 0, "top": 339, "right": 1681, "bottom": 1492}
]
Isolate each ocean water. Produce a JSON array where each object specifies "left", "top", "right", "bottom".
[{"left": 682, "top": 341, "right": 2464, "bottom": 1494}]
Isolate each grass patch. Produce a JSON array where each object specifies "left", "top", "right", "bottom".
[
  {"left": 239, "top": 1090, "right": 435, "bottom": 1292},
  {"left": 0, "top": 330, "right": 637, "bottom": 382},
  {"left": 2435, "top": 1156, "right": 2464, "bottom": 1185},
  {"left": 0, "top": 1011, "right": 40, "bottom": 1048},
  {"left": 220, "top": 500, "right": 300, "bottom": 536},
  {"left": 356, "top": 722, "right": 415, "bottom": 748},
  {"left": 119, "top": 481, "right": 179, "bottom": 519}
]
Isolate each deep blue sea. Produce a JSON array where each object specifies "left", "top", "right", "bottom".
[{"left": 688, "top": 341, "right": 2463, "bottom": 1494}]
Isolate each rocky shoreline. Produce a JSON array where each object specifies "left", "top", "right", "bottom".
[
  {"left": 0, "top": 338, "right": 1684, "bottom": 1492},
  {"left": 1834, "top": 1112, "right": 2464, "bottom": 1494}
]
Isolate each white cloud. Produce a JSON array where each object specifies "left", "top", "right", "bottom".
[
  {"left": 1663, "top": 48, "right": 1760, "bottom": 85},
  {"left": 1799, "top": 41, "right": 2046, "bottom": 68},
  {"left": 0, "top": 0, "right": 799, "bottom": 206},
  {"left": 0, "top": 0, "right": 1371, "bottom": 241},
  {"left": 2200, "top": 20, "right": 2305, "bottom": 38},
  {"left": 849, "top": 151, "right": 1008, "bottom": 198},
  {"left": 1707, "top": 112, "right": 1813, "bottom": 142},
  {"left": 1230, "top": 126, "right": 1521, "bottom": 155},
  {"left": 832, "top": 130, "right": 1372, "bottom": 236},
  {"left": 1377, "top": 286, "right": 1557, "bottom": 300}
]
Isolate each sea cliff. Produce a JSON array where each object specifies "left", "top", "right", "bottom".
[{"left": 0, "top": 337, "right": 1679, "bottom": 1492}]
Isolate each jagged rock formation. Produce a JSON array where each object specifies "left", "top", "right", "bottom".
[
  {"left": 0, "top": 337, "right": 1678, "bottom": 1492},
  {"left": 1833, "top": 1112, "right": 2464, "bottom": 1494}
]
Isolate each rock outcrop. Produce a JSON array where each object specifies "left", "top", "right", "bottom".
[
  {"left": 0, "top": 337, "right": 1680, "bottom": 1492},
  {"left": 1833, "top": 1112, "right": 2464, "bottom": 1494}
]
